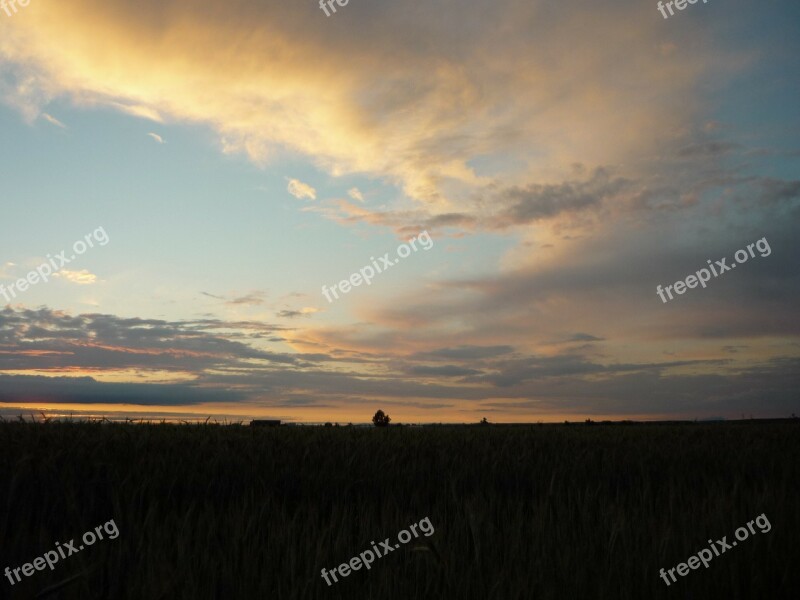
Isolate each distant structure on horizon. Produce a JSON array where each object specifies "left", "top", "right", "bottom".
[{"left": 250, "top": 420, "right": 281, "bottom": 427}]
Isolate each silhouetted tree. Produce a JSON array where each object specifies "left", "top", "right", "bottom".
[
  {"left": 480, "top": 417, "right": 489, "bottom": 426},
  {"left": 372, "top": 410, "right": 391, "bottom": 427}
]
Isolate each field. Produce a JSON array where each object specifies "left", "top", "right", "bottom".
[{"left": 1, "top": 420, "right": 798, "bottom": 599}]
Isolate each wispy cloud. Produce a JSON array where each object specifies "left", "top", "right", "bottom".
[
  {"left": 41, "top": 113, "right": 66, "bottom": 128},
  {"left": 201, "top": 291, "right": 266, "bottom": 305},
  {"left": 52, "top": 270, "right": 97, "bottom": 285},
  {"left": 147, "top": 132, "right": 165, "bottom": 144},
  {"left": 201, "top": 291, "right": 225, "bottom": 301},
  {"left": 287, "top": 178, "right": 316, "bottom": 201},
  {"left": 227, "top": 292, "right": 266, "bottom": 306},
  {"left": 0, "top": 262, "right": 15, "bottom": 280},
  {"left": 277, "top": 307, "right": 319, "bottom": 319},
  {"left": 108, "top": 101, "right": 163, "bottom": 123}
]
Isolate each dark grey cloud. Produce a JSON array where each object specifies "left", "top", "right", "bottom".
[
  {"left": 0, "top": 307, "right": 300, "bottom": 372},
  {"left": 566, "top": 333, "right": 604, "bottom": 342},
  {"left": 467, "top": 354, "right": 728, "bottom": 388},
  {"left": 408, "top": 365, "right": 482, "bottom": 377},
  {"left": 488, "top": 167, "right": 632, "bottom": 228},
  {"left": 227, "top": 292, "right": 266, "bottom": 306},
  {"left": 0, "top": 374, "right": 245, "bottom": 406},
  {"left": 373, "top": 211, "right": 800, "bottom": 343},
  {"left": 0, "top": 303, "right": 797, "bottom": 421},
  {"left": 756, "top": 178, "right": 800, "bottom": 204},
  {"left": 479, "top": 357, "right": 800, "bottom": 419},
  {"left": 677, "top": 141, "right": 739, "bottom": 158},
  {"left": 200, "top": 291, "right": 266, "bottom": 305},
  {"left": 411, "top": 345, "right": 515, "bottom": 360},
  {"left": 200, "top": 291, "right": 225, "bottom": 300},
  {"left": 277, "top": 310, "right": 315, "bottom": 319}
]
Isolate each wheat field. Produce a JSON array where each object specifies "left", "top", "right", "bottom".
[{"left": 0, "top": 420, "right": 798, "bottom": 599}]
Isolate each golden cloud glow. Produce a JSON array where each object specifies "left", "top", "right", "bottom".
[
  {"left": 53, "top": 269, "right": 97, "bottom": 285},
  {"left": 0, "top": 0, "right": 732, "bottom": 211}
]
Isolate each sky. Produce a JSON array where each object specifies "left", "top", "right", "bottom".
[{"left": 0, "top": 0, "right": 798, "bottom": 423}]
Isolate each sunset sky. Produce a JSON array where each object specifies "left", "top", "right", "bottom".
[{"left": 0, "top": 0, "right": 798, "bottom": 423}]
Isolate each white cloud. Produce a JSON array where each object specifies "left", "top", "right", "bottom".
[
  {"left": 287, "top": 178, "right": 317, "bottom": 201},
  {"left": 53, "top": 270, "right": 98, "bottom": 285},
  {"left": 347, "top": 187, "right": 364, "bottom": 202},
  {"left": 41, "top": 113, "right": 66, "bottom": 128},
  {"left": 147, "top": 132, "right": 165, "bottom": 144},
  {"left": 0, "top": 262, "right": 15, "bottom": 280},
  {"left": 109, "top": 101, "right": 164, "bottom": 123}
]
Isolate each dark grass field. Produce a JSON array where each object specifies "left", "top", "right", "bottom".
[{"left": 1, "top": 420, "right": 798, "bottom": 599}]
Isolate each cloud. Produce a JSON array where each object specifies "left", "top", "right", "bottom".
[
  {"left": 469, "top": 355, "right": 724, "bottom": 388},
  {"left": 41, "top": 112, "right": 66, "bottom": 128},
  {"left": 0, "top": 306, "right": 797, "bottom": 420},
  {"left": 0, "top": 0, "right": 745, "bottom": 212},
  {"left": 200, "top": 291, "right": 225, "bottom": 300},
  {"left": 0, "top": 1, "right": 797, "bottom": 423},
  {"left": 287, "top": 178, "right": 317, "bottom": 201},
  {"left": 0, "top": 374, "right": 245, "bottom": 406},
  {"left": 412, "top": 345, "right": 515, "bottom": 361},
  {"left": 147, "top": 132, "right": 165, "bottom": 144},
  {"left": 277, "top": 307, "right": 319, "bottom": 319},
  {"left": 566, "top": 333, "right": 604, "bottom": 343},
  {"left": 200, "top": 291, "right": 266, "bottom": 305},
  {"left": 476, "top": 358, "right": 800, "bottom": 418},
  {"left": 408, "top": 365, "right": 482, "bottom": 377},
  {"left": 52, "top": 269, "right": 97, "bottom": 285},
  {"left": 366, "top": 217, "right": 800, "bottom": 346},
  {"left": 227, "top": 292, "right": 266, "bottom": 306},
  {"left": 755, "top": 178, "right": 800, "bottom": 205},
  {"left": 487, "top": 167, "right": 632, "bottom": 229},
  {"left": 0, "top": 262, "right": 15, "bottom": 280},
  {"left": 0, "top": 307, "right": 300, "bottom": 375},
  {"left": 677, "top": 141, "right": 739, "bottom": 158}
]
